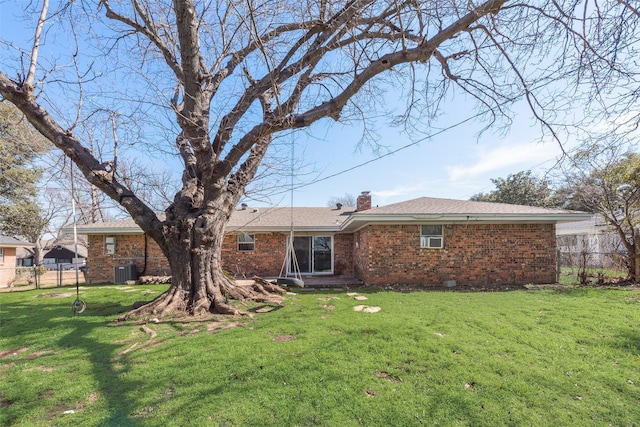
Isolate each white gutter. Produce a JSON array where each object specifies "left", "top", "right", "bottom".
[
  {"left": 61, "top": 226, "right": 144, "bottom": 235},
  {"left": 340, "top": 212, "right": 593, "bottom": 232}
]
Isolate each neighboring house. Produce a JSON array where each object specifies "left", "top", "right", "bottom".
[
  {"left": 42, "top": 245, "right": 87, "bottom": 270},
  {"left": 0, "top": 236, "right": 35, "bottom": 287},
  {"left": 16, "top": 239, "right": 88, "bottom": 269},
  {"left": 556, "top": 214, "right": 626, "bottom": 269},
  {"left": 67, "top": 192, "right": 590, "bottom": 287}
]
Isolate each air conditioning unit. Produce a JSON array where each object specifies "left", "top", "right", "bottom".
[{"left": 114, "top": 263, "right": 137, "bottom": 284}]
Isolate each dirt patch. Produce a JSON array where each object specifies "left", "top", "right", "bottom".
[
  {"left": 321, "top": 304, "right": 335, "bottom": 311},
  {"left": 28, "top": 350, "right": 55, "bottom": 360},
  {"left": 34, "top": 292, "right": 74, "bottom": 298},
  {"left": 25, "top": 366, "right": 55, "bottom": 372},
  {"left": 273, "top": 334, "right": 296, "bottom": 342},
  {"left": 208, "top": 321, "right": 242, "bottom": 334},
  {"left": 375, "top": 371, "right": 402, "bottom": 383},
  {"left": 353, "top": 305, "right": 381, "bottom": 313},
  {"left": 75, "top": 392, "right": 100, "bottom": 410},
  {"left": 0, "top": 347, "right": 28, "bottom": 359},
  {"left": 317, "top": 296, "right": 340, "bottom": 301},
  {"left": 1, "top": 399, "right": 15, "bottom": 408}
]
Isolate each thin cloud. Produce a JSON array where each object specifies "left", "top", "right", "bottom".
[{"left": 446, "top": 142, "right": 558, "bottom": 182}]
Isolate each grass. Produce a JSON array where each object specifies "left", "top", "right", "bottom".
[
  {"left": 2, "top": 284, "right": 640, "bottom": 426},
  {"left": 559, "top": 266, "right": 628, "bottom": 286}
]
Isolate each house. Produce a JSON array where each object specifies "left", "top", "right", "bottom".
[
  {"left": 67, "top": 192, "right": 591, "bottom": 287},
  {"left": 0, "top": 236, "right": 35, "bottom": 287},
  {"left": 41, "top": 245, "right": 87, "bottom": 270},
  {"left": 16, "top": 239, "right": 88, "bottom": 269},
  {"left": 556, "top": 214, "right": 626, "bottom": 269}
]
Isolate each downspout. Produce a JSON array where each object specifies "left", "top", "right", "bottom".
[{"left": 140, "top": 233, "right": 148, "bottom": 276}]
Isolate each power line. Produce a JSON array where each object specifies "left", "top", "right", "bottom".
[{"left": 272, "top": 112, "right": 484, "bottom": 196}]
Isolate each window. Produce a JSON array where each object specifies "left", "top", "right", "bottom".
[
  {"left": 0, "top": 247, "right": 4, "bottom": 264},
  {"left": 237, "top": 234, "right": 255, "bottom": 252},
  {"left": 420, "top": 225, "right": 444, "bottom": 249},
  {"left": 105, "top": 237, "right": 116, "bottom": 255}
]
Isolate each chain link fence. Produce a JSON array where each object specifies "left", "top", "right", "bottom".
[
  {"left": 558, "top": 233, "right": 629, "bottom": 284},
  {"left": 2, "top": 266, "right": 86, "bottom": 290}
]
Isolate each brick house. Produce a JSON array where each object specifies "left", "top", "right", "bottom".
[
  {"left": 69, "top": 192, "right": 590, "bottom": 287},
  {"left": 0, "top": 236, "right": 35, "bottom": 287}
]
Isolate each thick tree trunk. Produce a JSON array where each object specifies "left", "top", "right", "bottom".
[{"left": 117, "top": 203, "right": 285, "bottom": 321}]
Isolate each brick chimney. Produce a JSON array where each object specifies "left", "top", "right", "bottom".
[{"left": 356, "top": 191, "right": 372, "bottom": 211}]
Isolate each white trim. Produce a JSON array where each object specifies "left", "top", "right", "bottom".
[
  {"left": 340, "top": 212, "right": 593, "bottom": 232},
  {"left": 287, "top": 235, "right": 334, "bottom": 275}
]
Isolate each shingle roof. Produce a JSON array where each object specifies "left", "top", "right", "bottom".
[
  {"left": 359, "top": 197, "right": 581, "bottom": 215},
  {"left": 227, "top": 206, "right": 355, "bottom": 232},
  {"left": 68, "top": 207, "right": 356, "bottom": 234},
  {"left": 0, "top": 236, "right": 34, "bottom": 247},
  {"left": 66, "top": 196, "right": 591, "bottom": 235}
]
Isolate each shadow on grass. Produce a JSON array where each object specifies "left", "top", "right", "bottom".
[
  {"left": 614, "top": 328, "right": 640, "bottom": 355},
  {"left": 1, "top": 293, "right": 145, "bottom": 425},
  {"left": 57, "top": 319, "right": 141, "bottom": 426}
]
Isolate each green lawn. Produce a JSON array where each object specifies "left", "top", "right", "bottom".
[{"left": 2, "top": 284, "right": 640, "bottom": 426}]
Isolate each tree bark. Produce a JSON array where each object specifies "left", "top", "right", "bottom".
[{"left": 117, "top": 201, "right": 285, "bottom": 320}]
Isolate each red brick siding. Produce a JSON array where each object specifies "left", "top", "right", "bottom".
[
  {"left": 86, "top": 234, "right": 170, "bottom": 283},
  {"left": 353, "top": 229, "right": 370, "bottom": 280},
  {"left": 333, "top": 233, "right": 354, "bottom": 276},
  {"left": 85, "top": 223, "right": 557, "bottom": 286},
  {"left": 0, "top": 247, "right": 17, "bottom": 287},
  {"left": 355, "top": 223, "right": 557, "bottom": 287},
  {"left": 86, "top": 232, "right": 352, "bottom": 283},
  {"left": 222, "top": 233, "right": 287, "bottom": 278}
]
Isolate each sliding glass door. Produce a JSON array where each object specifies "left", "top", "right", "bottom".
[{"left": 290, "top": 236, "right": 333, "bottom": 274}]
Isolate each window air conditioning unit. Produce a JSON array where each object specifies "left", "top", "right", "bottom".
[
  {"left": 420, "top": 236, "right": 444, "bottom": 249},
  {"left": 114, "top": 263, "right": 137, "bottom": 284}
]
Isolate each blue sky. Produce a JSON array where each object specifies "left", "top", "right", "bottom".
[
  {"left": 277, "top": 104, "right": 571, "bottom": 208},
  {"left": 0, "top": 2, "right": 580, "bottom": 211}
]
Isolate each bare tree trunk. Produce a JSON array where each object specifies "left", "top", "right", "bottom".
[
  {"left": 117, "top": 201, "right": 285, "bottom": 320},
  {"left": 634, "top": 246, "right": 639, "bottom": 282}
]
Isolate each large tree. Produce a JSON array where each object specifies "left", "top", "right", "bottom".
[
  {"left": 0, "top": 102, "right": 49, "bottom": 241},
  {"left": 562, "top": 147, "right": 640, "bottom": 280},
  {"left": 470, "top": 170, "right": 557, "bottom": 208},
  {"left": 0, "top": 0, "right": 638, "bottom": 317}
]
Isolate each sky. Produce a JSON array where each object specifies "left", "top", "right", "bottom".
[
  {"left": 274, "top": 104, "right": 572, "bottom": 208},
  {"left": 0, "top": 2, "right": 599, "bottom": 211}
]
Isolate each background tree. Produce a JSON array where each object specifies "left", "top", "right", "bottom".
[
  {"left": 1, "top": 0, "right": 639, "bottom": 317},
  {"left": 470, "top": 170, "right": 557, "bottom": 207},
  {"left": 0, "top": 101, "right": 49, "bottom": 242},
  {"left": 327, "top": 194, "right": 356, "bottom": 208},
  {"left": 561, "top": 147, "right": 640, "bottom": 280}
]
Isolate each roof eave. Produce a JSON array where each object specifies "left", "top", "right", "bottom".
[
  {"left": 340, "top": 212, "right": 594, "bottom": 232},
  {"left": 226, "top": 226, "right": 343, "bottom": 234},
  {"left": 61, "top": 226, "right": 144, "bottom": 235},
  {"left": 1, "top": 243, "right": 35, "bottom": 248}
]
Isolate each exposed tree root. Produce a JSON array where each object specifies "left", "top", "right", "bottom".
[
  {"left": 115, "top": 276, "right": 287, "bottom": 322},
  {"left": 117, "top": 325, "right": 158, "bottom": 355}
]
